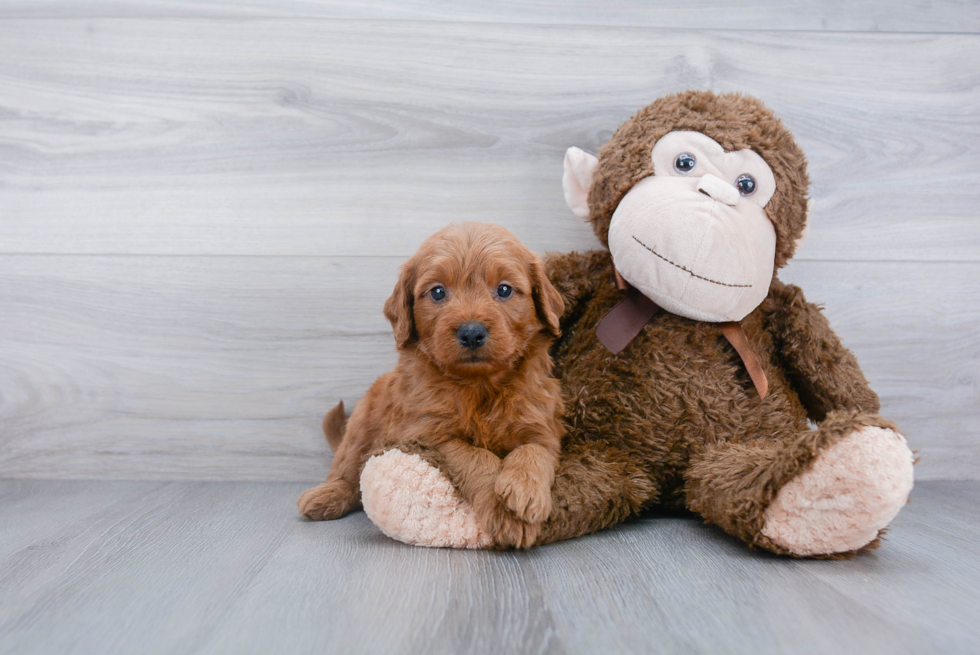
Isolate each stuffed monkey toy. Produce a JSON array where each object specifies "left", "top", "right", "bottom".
[{"left": 356, "top": 91, "right": 915, "bottom": 557}]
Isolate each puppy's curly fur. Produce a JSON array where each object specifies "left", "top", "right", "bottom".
[{"left": 297, "top": 222, "right": 565, "bottom": 548}]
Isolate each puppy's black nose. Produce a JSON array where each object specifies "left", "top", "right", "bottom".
[{"left": 456, "top": 322, "right": 488, "bottom": 350}]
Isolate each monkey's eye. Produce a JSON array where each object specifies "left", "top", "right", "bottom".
[
  {"left": 496, "top": 284, "right": 513, "bottom": 299},
  {"left": 674, "top": 153, "right": 697, "bottom": 174},
  {"left": 736, "top": 174, "right": 757, "bottom": 196},
  {"left": 429, "top": 286, "right": 447, "bottom": 302}
]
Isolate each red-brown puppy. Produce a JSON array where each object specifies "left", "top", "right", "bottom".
[{"left": 297, "top": 222, "right": 565, "bottom": 548}]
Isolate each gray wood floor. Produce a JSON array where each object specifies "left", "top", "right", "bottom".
[{"left": 0, "top": 479, "right": 976, "bottom": 655}]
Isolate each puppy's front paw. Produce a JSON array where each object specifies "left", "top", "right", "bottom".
[
  {"left": 495, "top": 467, "right": 553, "bottom": 524},
  {"left": 480, "top": 501, "right": 541, "bottom": 549},
  {"left": 297, "top": 480, "right": 358, "bottom": 520}
]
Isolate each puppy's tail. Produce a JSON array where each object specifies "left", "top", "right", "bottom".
[{"left": 322, "top": 401, "right": 347, "bottom": 452}]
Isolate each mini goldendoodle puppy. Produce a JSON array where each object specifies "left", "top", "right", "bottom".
[{"left": 297, "top": 222, "right": 565, "bottom": 548}]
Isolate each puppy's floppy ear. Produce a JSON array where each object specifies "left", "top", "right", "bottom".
[
  {"left": 529, "top": 257, "right": 564, "bottom": 338},
  {"left": 383, "top": 259, "right": 418, "bottom": 348}
]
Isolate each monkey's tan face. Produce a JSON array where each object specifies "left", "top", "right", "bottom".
[
  {"left": 609, "top": 131, "right": 777, "bottom": 321},
  {"left": 565, "top": 131, "right": 778, "bottom": 322}
]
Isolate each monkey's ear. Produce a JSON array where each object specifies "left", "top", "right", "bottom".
[
  {"left": 563, "top": 147, "right": 599, "bottom": 219},
  {"left": 383, "top": 261, "right": 417, "bottom": 348},
  {"left": 530, "top": 258, "right": 564, "bottom": 338}
]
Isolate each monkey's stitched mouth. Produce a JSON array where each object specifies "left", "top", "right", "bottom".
[{"left": 631, "top": 236, "right": 752, "bottom": 289}]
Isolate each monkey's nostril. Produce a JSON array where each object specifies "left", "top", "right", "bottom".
[
  {"left": 456, "top": 322, "right": 488, "bottom": 350},
  {"left": 696, "top": 173, "right": 740, "bottom": 206}
]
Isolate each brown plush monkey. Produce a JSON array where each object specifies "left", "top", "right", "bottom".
[{"left": 357, "top": 91, "right": 914, "bottom": 557}]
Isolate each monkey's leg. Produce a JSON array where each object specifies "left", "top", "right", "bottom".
[
  {"left": 536, "top": 439, "right": 657, "bottom": 545},
  {"left": 360, "top": 438, "right": 658, "bottom": 548},
  {"left": 685, "top": 411, "right": 914, "bottom": 557}
]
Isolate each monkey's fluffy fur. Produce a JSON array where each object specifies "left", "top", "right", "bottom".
[{"left": 358, "top": 91, "right": 910, "bottom": 557}]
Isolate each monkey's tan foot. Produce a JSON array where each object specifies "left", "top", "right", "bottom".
[
  {"left": 762, "top": 426, "right": 914, "bottom": 556},
  {"left": 297, "top": 479, "right": 359, "bottom": 520},
  {"left": 360, "top": 449, "right": 492, "bottom": 549},
  {"left": 495, "top": 466, "right": 553, "bottom": 524}
]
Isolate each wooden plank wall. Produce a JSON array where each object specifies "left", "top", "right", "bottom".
[{"left": 1, "top": 2, "right": 977, "bottom": 481}]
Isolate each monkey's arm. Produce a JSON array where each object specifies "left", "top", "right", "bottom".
[
  {"left": 544, "top": 249, "right": 612, "bottom": 330},
  {"left": 767, "top": 279, "right": 880, "bottom": 421}
]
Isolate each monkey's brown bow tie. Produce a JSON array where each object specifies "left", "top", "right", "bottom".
[{"left": 595, "top": 269, "right": 769, "bottom": 399}]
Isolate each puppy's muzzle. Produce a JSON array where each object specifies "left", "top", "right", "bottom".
[{"left": 456, "top": 322, "right": 488, "bottom": 350}]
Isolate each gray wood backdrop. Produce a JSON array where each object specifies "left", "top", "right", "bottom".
[{"left": 1, "top": 1, "right": 977, "bottom": 481}]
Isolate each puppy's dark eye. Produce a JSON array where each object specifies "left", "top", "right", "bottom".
[
  {"left": 429, "top": 286, "right": 446, "bottom": 302},
  {"left": 496, "top": 284, "right": 513, "bottom": 299},
  {"left": 674, "top": 153, "right": 696, "bottom": 174}
]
